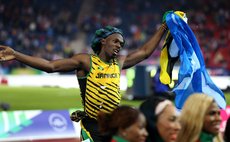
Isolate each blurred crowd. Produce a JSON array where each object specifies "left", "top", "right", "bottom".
[
  {"left": 0, "top": 0, "right": 229, "bottom": 74},
  {"left": 0, "top": 0, "right": 82, "bottom": 73}
]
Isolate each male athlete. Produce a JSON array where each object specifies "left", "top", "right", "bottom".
[{"left": 0, "top": 23, "right": 168, "bottom": 142}]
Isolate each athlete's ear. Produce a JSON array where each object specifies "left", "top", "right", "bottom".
[{"left": 101, "top": 39, "right": 106, "bottom": 45}]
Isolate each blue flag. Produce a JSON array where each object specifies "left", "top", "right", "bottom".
[{"left": 165, "top": 12, "right": 226, "bottom": 109}]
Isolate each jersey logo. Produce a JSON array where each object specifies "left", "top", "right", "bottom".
[
  {"left": 98, "top": 66, "right": 104, "bottom": 70},
  {"left": 96, "top": 73, "right": 119, "bottom": 78}
]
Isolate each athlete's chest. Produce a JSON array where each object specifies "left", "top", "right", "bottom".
[
  {"left": 91, "top": 62, "right": 120, "bottom": 80},
  {"left": 89, "top": 56, "right": 120, "bottom": 84}
]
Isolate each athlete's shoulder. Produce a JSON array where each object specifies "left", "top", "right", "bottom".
[
  {"left": 71, "top": 53, "right": 91, "bottom": 60},
  {"left": 71, "top": 53, "right": 91, "bottom": 65},
  {"left": 71, "top": 53, "right": 91, "bottom": 71}
]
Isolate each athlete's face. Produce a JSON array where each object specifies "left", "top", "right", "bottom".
[
  {"left": 156, "top": 104, "right": 181, "bottom": 142},
  {"left": 122, "top": 113, "right": 148, "bottom": 142},
  {"left": 203, "top": 101, "right": 221, "bottom": 135},
  {"left": 103, "top": 33, "right": 124, "bottom": 58}
]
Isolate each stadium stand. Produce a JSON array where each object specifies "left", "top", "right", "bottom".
[{"left": 0, "top": 0, "right": 229, "bottom": 75}]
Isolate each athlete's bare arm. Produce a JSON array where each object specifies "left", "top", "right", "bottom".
[
  {"left": 0, "top": 45, "right": 90, "bottom": 73},
  {"left": 121, "top": 23, "right": 167, "bottom": 69}
]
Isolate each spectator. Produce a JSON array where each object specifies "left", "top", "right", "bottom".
[
  {"left": 176, "top": 93, "right": 223, "bottom": 142},
  {"left": 140, "top": 96, "right": 181, "bottom": 142},
  {"left": 97, "top": 105, "right": 148, "bottom": 142}
]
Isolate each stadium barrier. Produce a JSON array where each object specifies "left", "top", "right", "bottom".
[
  {"left": 0, "top": 106, "right": 229, "bottom": 141},
  {"left": 0, "top": 109, "right": 81, "bottom": 142},
  {"left": 0, "top": 70, "right": 229, "bottom": 93},
  {"left": 0, "top": 74, "right": 128, "bottom": 91}
]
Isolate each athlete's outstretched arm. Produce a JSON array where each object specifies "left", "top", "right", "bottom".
[
  {"left": 122, "top": 23, "right": 167, "bottom": 69},
  {"left": 0, "top": 45, "right": 89, "bottom": 73}
]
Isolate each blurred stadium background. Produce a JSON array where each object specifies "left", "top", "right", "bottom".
[{"left": 0, "top": 0, "right": 230, "bottom": 141}]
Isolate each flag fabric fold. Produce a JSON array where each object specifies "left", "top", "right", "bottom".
[
  {"left": 160, "top": 12, "right": 226, "bottom": 109},
  {"left": 160, "top": 32, "right": 179, "bottom": 85}
]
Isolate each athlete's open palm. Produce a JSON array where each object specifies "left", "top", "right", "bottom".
[{"left": 0, "top": 45, "right": 15, "bottom": 61}]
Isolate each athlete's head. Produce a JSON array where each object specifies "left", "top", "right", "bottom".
[{"left": 91, "top": 26, "right": 124, "bottom": 55}]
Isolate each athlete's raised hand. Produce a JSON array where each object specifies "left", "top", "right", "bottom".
[{"left": 0, "top": 45, "right": 16, "bottom": 61}]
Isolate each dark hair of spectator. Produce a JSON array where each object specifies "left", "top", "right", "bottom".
[
  {"left": 97, "top": 105, "right": 140, "bottom": 136},
  {"left": 139, "top": 96, "right": 167, "bottom": 141},
  {"left": 225, "top": 117, "right": 230, "bottom": 142}
]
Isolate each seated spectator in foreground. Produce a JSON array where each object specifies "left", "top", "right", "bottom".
[
  {"left": 176, "top": 93, "right": 223, "bottom": 142},
  {"left": 97, "top": 105, "right": 148, "bottom": 142},
  {"left": 140, "top": 96, "right": 181, "bottom": 142}
]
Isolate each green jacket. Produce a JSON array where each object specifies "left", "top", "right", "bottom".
[
  {"left": 111, "top": 136, "right": 128, "bottom": 142},
  {"left": 198, "top": 132, "right": 215, "bottom": 142}
]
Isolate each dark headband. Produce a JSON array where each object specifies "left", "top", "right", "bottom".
[{"left": 91, "top": 26, "right": 124, "bottom": 50}]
